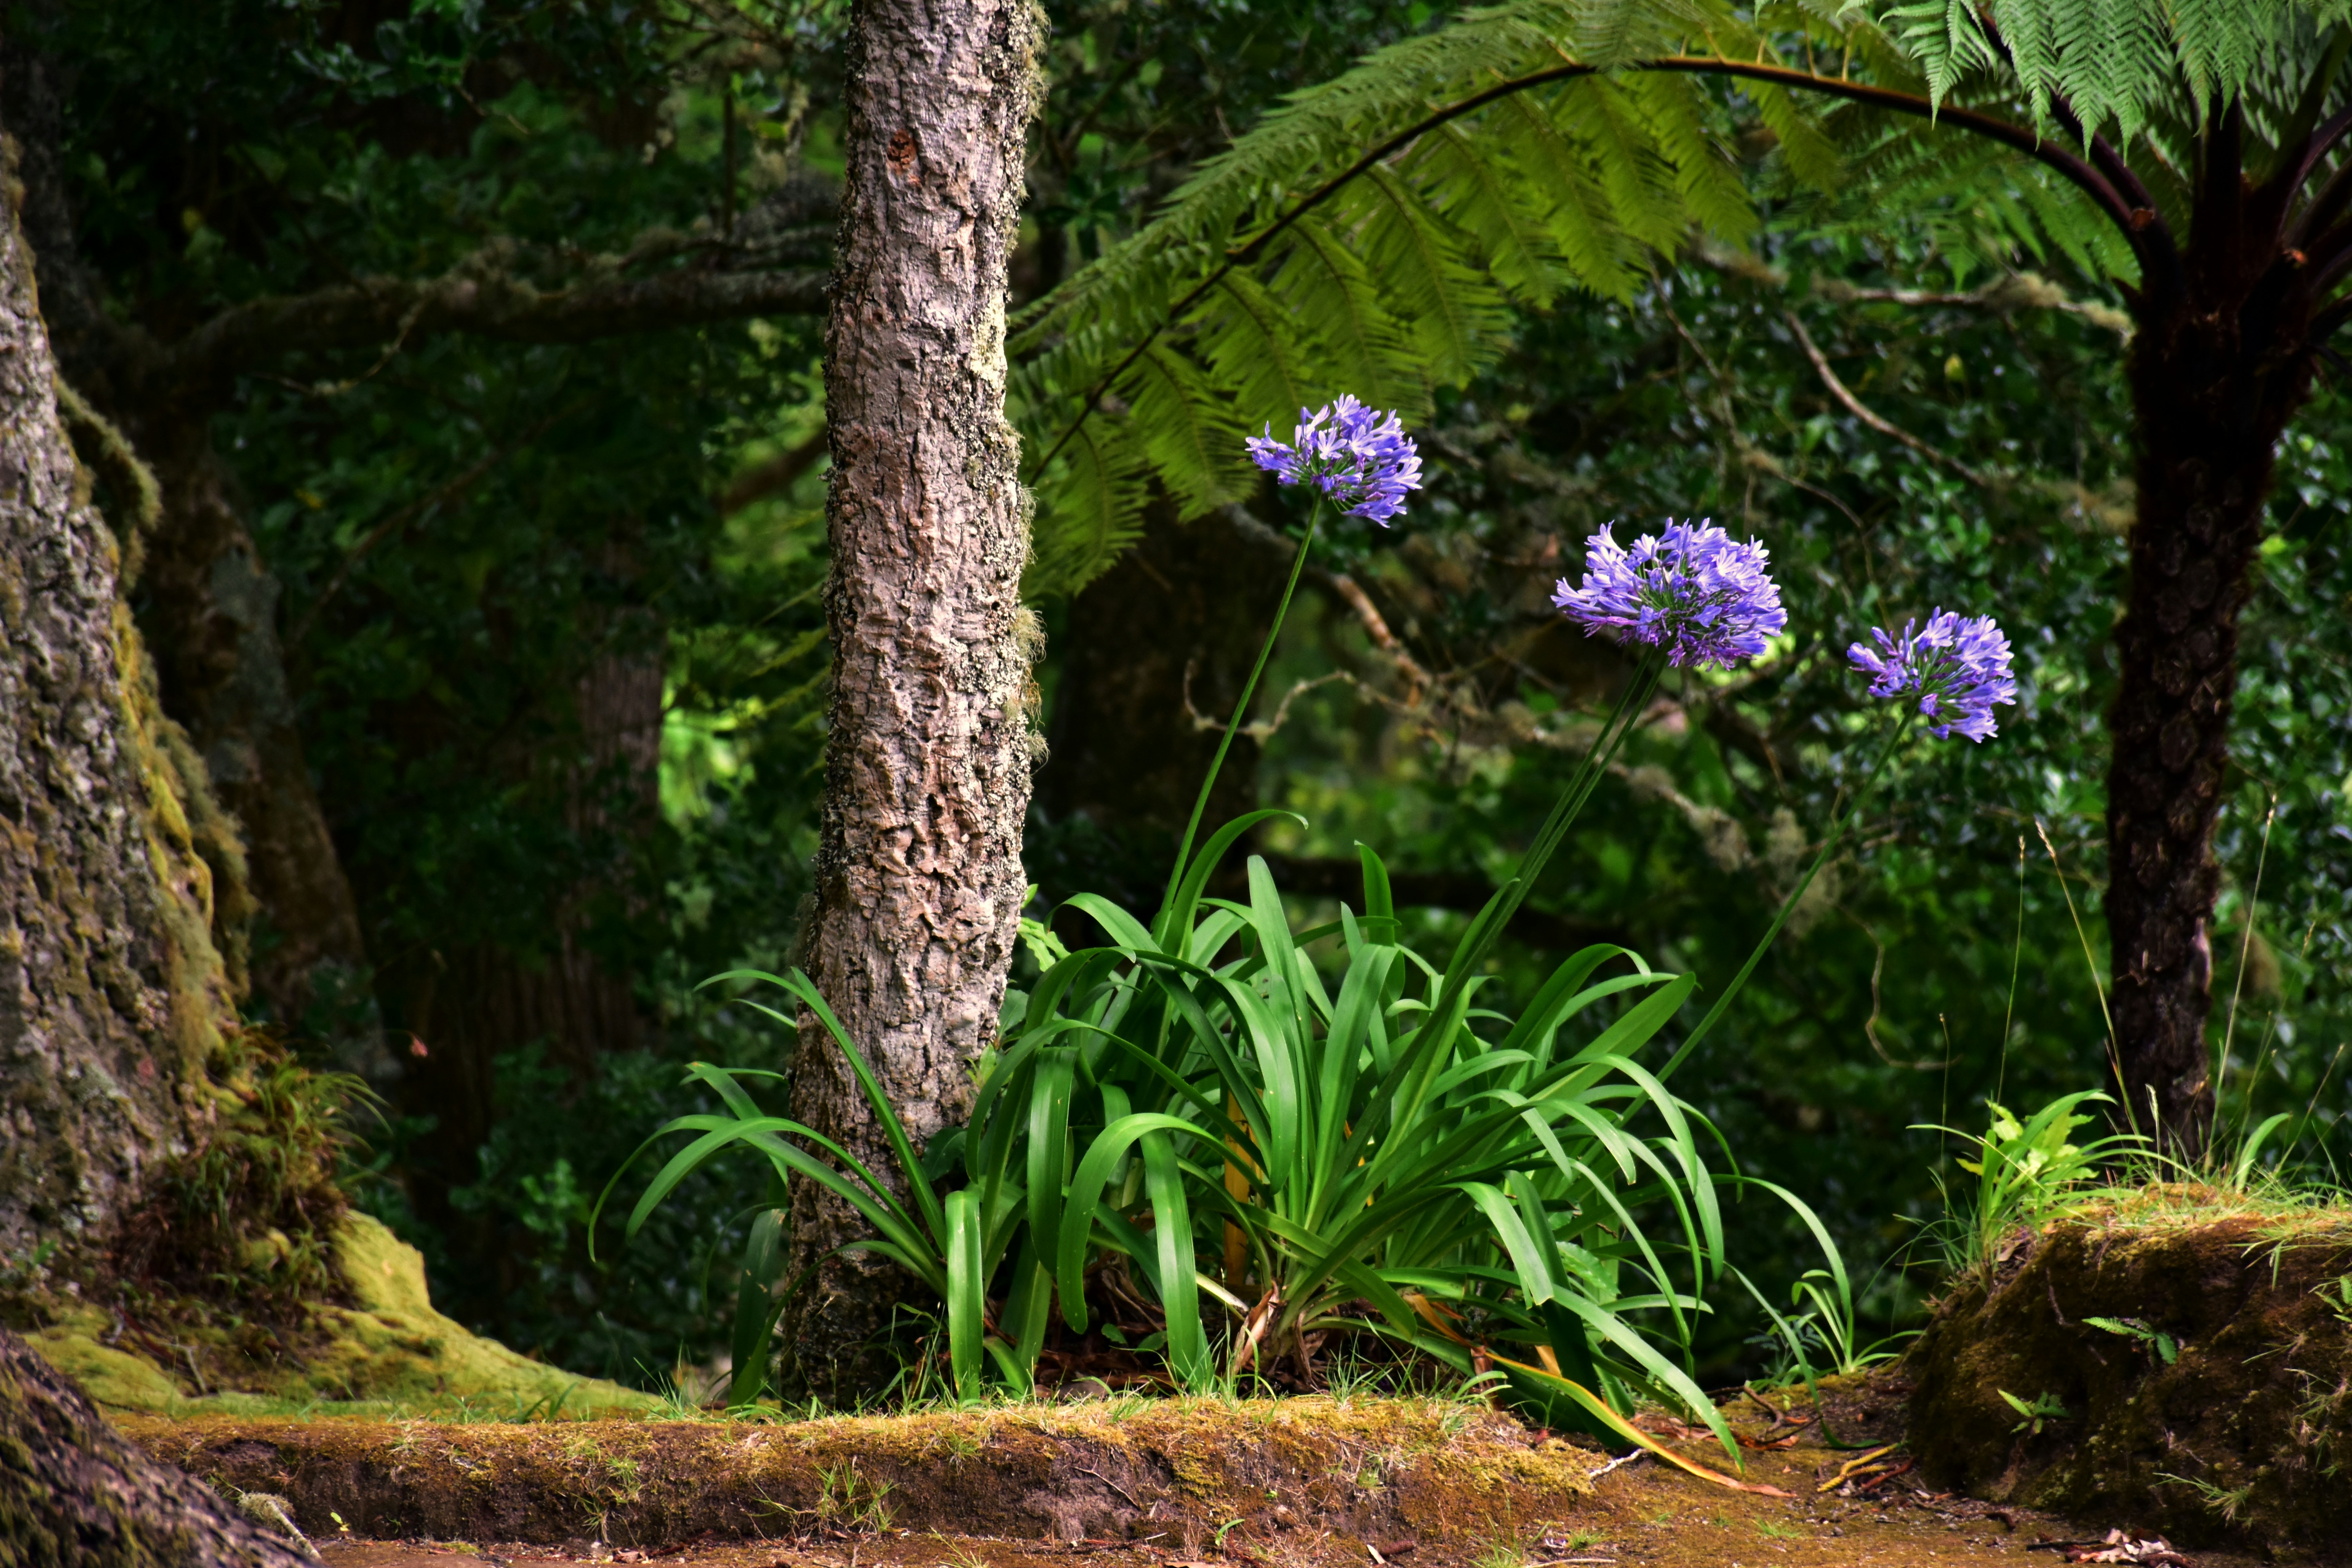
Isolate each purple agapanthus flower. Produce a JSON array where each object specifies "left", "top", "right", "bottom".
[
  {"left": 1245, "top": 395, "right": 1423, "bottom": 525},
  {"left": 1550, "top": 520, "right": 1788, "bottom": 670},
  {"left": 1847, "top": 610, "right": 2018, "bottom": 742}
]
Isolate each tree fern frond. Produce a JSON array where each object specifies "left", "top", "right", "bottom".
[
  {"left": 1269, "top": 216, "right": 1432, "bottom": 419},
  {"left": 1119, "top": 342, "right": 1257, "bottom": 519},
  {"left": 1192, "top": 272, "right": 1328, "bottom": 428},
  {"left": 1417, "top": 121, "right": 1565, "bottom": 304},
  {"left": 1745, "top": 74, "right": 1847, "bottom": 187},
  {"left": 1352, "top": 164, "right": 1515, "bottom": 385},
  {"left": 1024, "top": 419, "right": 1148, "bottom": 598},
  {"left": 1559, "top": 74, "right": 1691, "bottom": 252},
  {"left": 1624, "top": 73, "right": 1757, "bottom": 242},
  {"left": 1490, "top": 89, "right": 1650, "bottom": 295}
]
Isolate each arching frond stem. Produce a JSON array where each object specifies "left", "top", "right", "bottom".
[
  {"left": 1023, "top": 61, "right": 1590, "bottom": 482},
  {"left": 2265, "top": 30, "right": 2352, "bottom": 201},
  {"left": 1023, "top": 54, "right": 2149, "bottom": 488}
]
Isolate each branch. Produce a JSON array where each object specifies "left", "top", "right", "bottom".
[
  {"left": 167, "top": 252, "right": 827, "bottom": 389},
  {"left": 720, "top": 426, "right": 830, "bottom": 515},
  {"left": 1811, "top": 272, "right": 2134, "bottom": 336},
  {"left": 1324, "top": 571, "right": 1434, "bottom": 701},
  {"left": 1780, "top": 311, "right": 1989, "bottom": 487}
]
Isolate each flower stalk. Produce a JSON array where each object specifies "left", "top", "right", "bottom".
[
  {"left": 1160, "top": 396, "right": 1424, "bottom": 921},
  {"left": 1163, "top": 501, "right": 1325, "bottom": 911}
]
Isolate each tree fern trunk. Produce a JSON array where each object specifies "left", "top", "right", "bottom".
[
  {"left": 2108, "top": 224, "right": 2316, "bottom": 1159},
  {"left": 776, "top": 0, "right": 1045, "bottom": 1403}
]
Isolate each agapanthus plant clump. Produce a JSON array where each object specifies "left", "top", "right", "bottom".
[
  {"left": 1552, "top": 519, "right": 1788, "bottom": 669},
  {"left": 1848, "top": 610, "right": 2018, "bottom": 742},
  {"left": 1245, "top": 394, "right": 1423, "bottom": 524},
  {"left": 619, "top": 413, "right": 2030, "bottom": 1504}
]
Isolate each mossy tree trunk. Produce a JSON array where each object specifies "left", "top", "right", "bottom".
[
  {"left": 777, "top": 0, "right": 1045, "bottom": 1402},
  {"left": 0, "top": 134, "right": 245, "bottom": 1263},
  {"left": 0, "top": 1326, "right": 312, "bottom": 1567}
]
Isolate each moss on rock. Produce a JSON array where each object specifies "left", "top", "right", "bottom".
[{"left": 1906, "top": 1209, "right": 2352, "bottom": 1557}]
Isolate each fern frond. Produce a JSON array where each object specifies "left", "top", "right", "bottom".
[
  {"left": 1191, "top": 272, "right": 1328, "bottom": 427},
  {"left": 1494, "top": 88, "right": 1650, "bottom": 296},
  {"left": 1352, "top": 164, "right": 1514, "bottom": 385},
  {"left": 1270, "top": 216, "right": 1431, "bottom": 419},
  {"left": 1417, "top": 121, "right": 1565, "bottom": 304},
  {"left": 1024, "top": 417, "right": 1148, "bottom": 598},
  {"left": 1019, "top": 0, "right": 2315, "bottom": 598},
  {"left": 1119, "top": 342, "right": 1257, "bottom": 519}
]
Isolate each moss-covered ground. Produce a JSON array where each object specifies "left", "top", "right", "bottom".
[
  {"left": 38, "top": 1194, "right": 2336, "bottom": 1566},
  {"left": 109, "top": 1378, "right": 2272, "bottom": 1568},
  {"left": 19, "top": 1212, "right": 660, "bottom": 1421},
  {"left": 1907, "top": 1196, "right": 2352, "bottom": 1558}
]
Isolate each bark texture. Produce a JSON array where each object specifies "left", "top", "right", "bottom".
[
  {"left": 0, "top": 137, "right": 239, "bottom": 1258},
  {"left": 2105, "top": 116, "right": 2317, "bottom": 1157},
  {"left": 0, "top": 1327, "right": 312, "bottom": 1568},
  {"left": 778, "top": 0, "right": 1045, "bottom": 1403}
]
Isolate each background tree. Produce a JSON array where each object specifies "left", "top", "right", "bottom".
[{"left": 0, "top": 125, "right": 241, "bottom": 1267}]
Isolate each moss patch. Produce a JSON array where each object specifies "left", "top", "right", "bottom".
[
  {"left": 123, "top": 1397, "right": 1588, "bottom": 1551},
  {"left": 1906, "top": 1209, "right": 2352, "bottom": 1555},
  {"left": 25, "top": 1214, "right": 657, "bottom": 1419}
]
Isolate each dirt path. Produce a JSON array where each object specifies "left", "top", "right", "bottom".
[{"left": 302, "top": 1438, "right": 2259, "bottom": 1568}]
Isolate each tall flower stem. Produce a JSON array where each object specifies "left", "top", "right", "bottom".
[
  {"left": 1439, "top": 655, "right": 1666, "bottom": 991},
  {"left": 1162, "top": 503, "right": 1325, "bottom": 911},
  {"left": 1661, "top": 709, "right": 1917, "bottom": 1080}
]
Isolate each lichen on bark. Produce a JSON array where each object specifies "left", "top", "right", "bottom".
[{"left": 776, "top": 0, "right": 1048, "bottom": 1402}]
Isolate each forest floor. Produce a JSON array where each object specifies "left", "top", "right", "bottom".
[{"left": 132, "top": 1377, "right": 2266, "bottom": 1568}]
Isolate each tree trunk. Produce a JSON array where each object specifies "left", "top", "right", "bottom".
[
  {"left": 0, "top": 1326, "right": 314, "bottom": 1568},
  {"left": 0, "top": 134, "right": 241, "bottom": 1258},
  {"left": 776, "top": 0, "right": 1045, "bottom": 1403},
  {"left": 0, "top": 17, "right": 371, "bottom": 1053},
  {"left": 2107, "top": 178, "right": 2316, "bottom": 1158},
  {"left": 130, "top": 422, "right": 375, "bottom": 1043}
]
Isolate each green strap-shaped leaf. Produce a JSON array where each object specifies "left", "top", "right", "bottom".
[
  {"left": 1140, "top": 1129, "right": 1213, "bottom": 1389},
  {"left": 1026, "top": 1047, "right": 1080, "bottom": 1275},
  {"left": 945, "top": 1188, "right": 987, "bottom": 1403},
  {"left": 1054, "top": 1111, "right": 1225, "bottom": 1334}
]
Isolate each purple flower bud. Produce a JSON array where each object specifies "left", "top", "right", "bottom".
[
  {"left": 1550, "top": 520, "right": 1788, "bottom": 670},
  {"left": 1847, "top": 610, "right": 2018, "bottom": 742},
  {"left": 1245, "top": 395, "right": 1423, "bottom": 526}
]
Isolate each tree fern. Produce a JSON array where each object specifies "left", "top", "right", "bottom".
[{"left": 1011, "top": 0, "right": 2352, "bottom": 598}]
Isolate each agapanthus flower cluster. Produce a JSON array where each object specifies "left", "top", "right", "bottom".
[
  {"left": 1551, "top": 520, "right": 1788, "bottom": 670},
  {"left": 1847, "top": 610, "right": 2018, "bottom": 742},
  {"left": 1245, "top": 395, "right": 1423, "bottom": 525}
]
